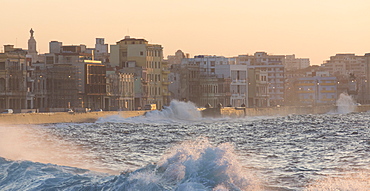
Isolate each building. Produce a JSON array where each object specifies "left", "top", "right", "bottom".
[
  {"left": 295, "top": 76, "right": 337, "bottom": 105},
  {"left": 248, "top": 68, "right": 269, "bottom": 107},
  {"left": 177, "top": 55, "right": 234, "bottom": 107},
  {"left": 94, "top": 38, "right": 109, "bottom": 64},
  {"left": 322, "top": 54, "right": 365, "bottom": 78},
  {"left": 237, "top": 52, "right": 285, "bottom": 106},
  {"left": 106, "top": 67, "right": 135, "bottom": 111},
  {"left": 215, "top": 63, "right": 247, "bottom": 107},
  {"left": 285, "top": 54, "right": 310, "bottom": 71},
  {"left": 0, "top": 47, "right": 30, "bottom": 111},
  {"left": 44, "top": 44, "right": 107, "bottom": 111},
  {"left": 110, "top": 36, "right": 168, "bottom": 109}
]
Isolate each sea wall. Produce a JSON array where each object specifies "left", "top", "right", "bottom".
[
  {"left": 0, "top": 111, "right": 146, "bottom": 125},
  {"left": 202, "top": 105, "right": 370, "bottom": 118}
]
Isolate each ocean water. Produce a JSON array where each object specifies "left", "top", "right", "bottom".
[{"left": 0, "top": 100, "right": 369, "bottom": 191}]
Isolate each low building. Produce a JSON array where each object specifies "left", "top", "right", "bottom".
[{"left": 295, "top": 76, "right": 337, "bottom": 105}]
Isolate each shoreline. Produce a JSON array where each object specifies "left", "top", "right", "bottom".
[
  {"left": 1, "top": 105, "right": 370, "bottom": 125},
  {"left": 0, "top": 111, "right": 146, "bottom": 125}
]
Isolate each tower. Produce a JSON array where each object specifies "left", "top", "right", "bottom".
[{"left": 27, "top": 28, "right": 38, "bottom": 63}]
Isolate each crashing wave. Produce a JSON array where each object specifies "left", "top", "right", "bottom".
[
  {"left": 96, "top": 100, "right": 202, "bottom": 123},
  {"left": 0, "top": 138, "right": 261, "bottom": 190}
]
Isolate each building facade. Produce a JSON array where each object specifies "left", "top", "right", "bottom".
[
  {"left": 110, "top": 36, "right": 168, "bottom": 109},
  {"left": 295, "top": 76, "right": 337, "bottom": 105}
]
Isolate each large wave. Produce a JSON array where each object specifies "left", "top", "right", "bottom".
[
  {"left": 96, "top": 100, "right": 202, "bottom": 123},
  {"left": 0, "top": 138, "right": 261, "bottom": 191}
]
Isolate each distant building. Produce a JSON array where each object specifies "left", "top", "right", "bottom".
[
  {"left": 106, "top": 67, "right": 135, "bottom": 111},
  {"left": 322, "top": 54, "right": 365, "bottom": 78},
  {"left": 167, "top": 50, "right": 188, "bottom": 67},
  {"left": 94, "top": 38, "right": 109, "bottom": 64},
  {"left": 285, "top": 54, "right": 310, "bottom": 71},
  {"left": 237, "top": 52, "right": 285, "bottom": 106},
  {"left": 295, "top": 76, "right": 337, "bottom": 105},
  {"left": 44, "top": 44, "right": 107, "bottom": 111},
  {"left": 0, "top": 46, "right": 31, "bottom": 111},
  {"left": 110, "top": 36, "right": 169, "bottom": 109}
]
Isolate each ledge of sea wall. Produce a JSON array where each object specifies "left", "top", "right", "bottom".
[{"left": 0, "top": 111, "right": 146, "bottom": 125}]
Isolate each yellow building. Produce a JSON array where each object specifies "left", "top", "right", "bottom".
[
  {"left": 110, "top": 36, "right": 169, "bottom": 109},
  {"left": 0, "top": 51, "right": 29, "bottom": 111}
]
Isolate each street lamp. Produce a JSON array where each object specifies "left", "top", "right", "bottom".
[{"left": 315, "top": 80, "right": 319, "bottom": 106}]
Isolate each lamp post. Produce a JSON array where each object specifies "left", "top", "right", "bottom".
[{"left": 316, "top": 79, "right": 319, "bottom": 106}]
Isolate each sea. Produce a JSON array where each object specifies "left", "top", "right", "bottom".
[{"left": 0, "top": 97, "right": 369, "bottom": 191}]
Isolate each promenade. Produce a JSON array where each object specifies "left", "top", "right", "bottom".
[{"left": 0, "top": 111, "right": 146, "bottom": 125}]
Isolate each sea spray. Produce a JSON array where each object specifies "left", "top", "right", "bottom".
[
  {"left": 96, "top": 100, "right": 202, "bottom": 123},
  {"left": 157, "top": 138, "right": 262, "bottom": 190},
  {"left": 336, "top": 92, "right": 357, "bottom": 114},
  {"left": 0, "top": 138, "right": 262, "bottom": 190}
]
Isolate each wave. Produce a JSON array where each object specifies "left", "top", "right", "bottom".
[
  {"left": 0, "top": 138, "right": 261, "bottom": 191},
  {"left": 96, "top": 100, "right": 202, "bottom": 124},
  {"left": 335, "top": 92, "right": 357, "bottom": 114}
]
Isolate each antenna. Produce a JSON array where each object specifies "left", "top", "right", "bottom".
[{"left": 127, "top": 28, "right": 130, "bottom": 35}]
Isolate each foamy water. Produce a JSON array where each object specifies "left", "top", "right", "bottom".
[
  {"left": 336, "top": 92, "right": 357, "bottom": 114},
  {"left": 0, "top": 100, "right": 369, "bottom": 190}
]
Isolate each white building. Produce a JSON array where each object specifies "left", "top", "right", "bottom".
[
  {"left": 322, "top": 54, "right": 366, "bottom": 78},
  {"left": 285, "top": 54, "right": 310, "bottom": 70}
]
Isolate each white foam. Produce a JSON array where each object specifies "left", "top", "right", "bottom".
[
  {"left": 96, "top": 100, "right": 202, "bottom": 123},
  {"left": 335, "top": 92, "right": 357, "bottom": 114},
  {"left": 157, "top": 138, "right": 262, "bottom": 190}
]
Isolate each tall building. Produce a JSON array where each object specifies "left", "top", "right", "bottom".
[
  {"left": 238, "top": 52, "right": 285, "bottom": 106},
  {"left": 110, "top": 36, "right": 168, "bottom": 109}
]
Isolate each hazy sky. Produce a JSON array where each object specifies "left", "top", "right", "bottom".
[{"left": 1, "top": 0, "right": 369, "bottom": 65}]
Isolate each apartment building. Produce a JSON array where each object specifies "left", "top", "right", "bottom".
[
  {"left": 237, "top": 52, "right": 285, "bottom": 106},
  {"left": 295, "top": 76, "right": 337, "bottom": 105},
  {"left": 322, "top": 54, "right": 366, "bottom": 78},
  {"left": 110, "top": 36, "right": 169, "bottom": 109},
  {"left": 0, "top": 50, "right": 30, "bottom": 110},
  {"left": 44, "top": 43, "right": 107, "bottom": 111},
  {"left": 106, "top": 67, "right": 135, "bottom": 111},
  {"left": 285, "top": 54, "right": 310, "bottom": 71}
]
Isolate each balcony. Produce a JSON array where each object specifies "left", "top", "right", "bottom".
[
  {"left": 162, "top": 70, "right": 170, "bottom": 74},
  {"left": 232, "top": 79, "right": 247, "bottom": 83},
  {"left": 162, "top": 81, "right": 171, "bottom": 85}
]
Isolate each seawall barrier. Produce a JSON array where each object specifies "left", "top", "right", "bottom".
[
  {"left": 202, "top": 105, "right": 370, "bottom": 118},
  {"left": 2, "top": 105, "right": 370, "bottom": 125},
  {"left": 0, "top": 111, "right": 146, "bottom": 125}
]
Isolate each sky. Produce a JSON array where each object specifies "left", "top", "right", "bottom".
[{"left": 1, "top": 0, "right": 369, "bottom": 65}]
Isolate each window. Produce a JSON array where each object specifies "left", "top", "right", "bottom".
[
  {"left": 140, "top": 51, "right": 144, "bottom": 56},
  {"left": 0, "top": 62, "right": 5, "bottom": 70}
]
